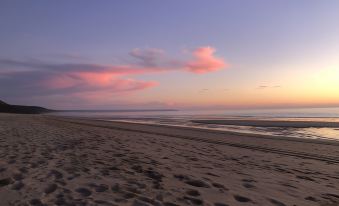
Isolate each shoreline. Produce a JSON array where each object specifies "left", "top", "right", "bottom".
[
  {"left": 53, "top": 114, "right": 339, "bottom": 142},
  {"left": 192, "top": 119, "right": 339, "bottom": 128},
  {"left": 64, "top": 116, "right": 339, "bottom": 146},
  {"left": 53, "top": 117, "right": 339, "bottom": 163},
  {"left": 1, "top": 114, "right": 339, "bottom": 205}
]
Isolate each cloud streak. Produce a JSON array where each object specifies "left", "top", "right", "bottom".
[
  {"left": 0, "top": 46, "right": 227, "bottom": 105},
  {"left": 256, "top": 85, "right": 282, "bottom": 89}
]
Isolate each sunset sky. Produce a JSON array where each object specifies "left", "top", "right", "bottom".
[{"left": 1, "top": 0, "right": 339, "bottom": 109}]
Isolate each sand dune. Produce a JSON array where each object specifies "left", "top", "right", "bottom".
[{"left": 1, "top": 114, "right": 339, "bottom": 206}]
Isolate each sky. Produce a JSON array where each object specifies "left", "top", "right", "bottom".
[{"left": 0, "top": 0, "right": 339, "bottom": 110}]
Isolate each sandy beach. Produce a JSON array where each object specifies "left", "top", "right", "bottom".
[{"left": 1, "top": 114, "right": 339, "bottom": 206}]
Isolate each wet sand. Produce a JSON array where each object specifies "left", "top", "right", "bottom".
[
  {"left": 192, "top": 119, "right": 339, "bottom": 128},
  {"left": 1, "top": 114, "right": 339, "bottom": 206}
]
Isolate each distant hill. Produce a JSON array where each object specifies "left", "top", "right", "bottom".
[
  {"left": 0, "top": 100, "right": 8, "bottom": 105},
  {"left": 0, "top": 100, "right": 52, "bottom": 114}
]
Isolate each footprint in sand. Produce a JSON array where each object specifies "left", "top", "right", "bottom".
[
  {"left": 214, "top": 203, "right": 229, "bottom": 206},
  {"left": 19, "top": 167, "right": 29, "bottom": 173},
  {"left": 48, "top": 170, "right": 63, "bottom": 180},
  {"left": 233, "top": 195, "right": 252, "bottom": 203},
  {"left": 0, "top": 167, "right": 7, "bottom": 173},
  {"left": 296, "top": 175, "right": 314, "bottom": 182},
  {"left": 186, "top": 189, "right": 200, "bottom": 196},
  {"left": 111, "top": 183, "right": 121, "bottom": 193},
  {"left": 11, "top": 181, "right": 24, "bottom": 190},
  {"left": 75, "top": 187, "right": 92, "bottom": 197},
  {"left": 163, "top": 202, "right": 180, "bottom": 206},
  {"left": 125, "top": 185, "right": 142, "bottom": 194},
  {"left": 242, "top": 183, "right": 255, "bottom": 189},
  {"left": 0, "top": 177, "right": 13, "bottom": 187},
  {"left": 132, "top": 199, "right": 151, "bottom": 206},
  {"left": 212, "top": 182, "right": 227, "bottom": 190},
  {"left": 96, "top": 184, "right": 109, "bottom": 192},
  {"left": 12, "top": 173, "right": 24, "bottom": 181},
  {"left": 268, "top": 198, "right": 286, "bottom": 206},
  {"left": 174, "top": 174, "right": 210, "bottom": 188},
  {"left": 44, "top": 184, "right": 58, "bottom": 194},
  {"left": 29, "top": 198, "right": 43, "bottom": 206},
  {"left": 144, "top": 169, "right": 163, "bottom": 181},
  {"left": 185, "top": 179, "right": 210, "bottom": 188},
  {"left": 184, "top": 196, "right": 204, "bottom": 205},
  {"left": 305, "top": 196, "right": 318, "bottom": 202},
  {"left": 93, "top": 200, "right": 115, "bottom": 205},
  {"left": 88, "top": 183, "right": 109, "bottom": 192}
]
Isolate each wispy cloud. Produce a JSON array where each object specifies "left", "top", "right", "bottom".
[
  {"left": 129, "top": 48, "right": 166, "bottom": 67},
  {"left": 256, "top": 85, "right": 282, "bottom": 89},
  {"left": 51, "top": 52, "right": 90, "bottom": 61},
  {"left": 198, "top": 88, "right": 209, "bottom": 94},
  {"left": 257, "top": 85, "right": 269, "bottom": 89}
]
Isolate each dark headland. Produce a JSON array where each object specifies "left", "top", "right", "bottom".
[{"left": 0, "top": 100, "right": 52, "bottom": 114}]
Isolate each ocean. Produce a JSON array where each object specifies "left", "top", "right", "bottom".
[{"left": 53, "top": 107, "right": 339, "bottom": 141}]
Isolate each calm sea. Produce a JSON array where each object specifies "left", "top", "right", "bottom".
[{"left": 53, "top": 107, "right": 339, "bottom": 141}]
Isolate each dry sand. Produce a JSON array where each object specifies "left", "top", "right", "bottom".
[{"left": 1, "top": 114, "right": 339, "bottom": 206}]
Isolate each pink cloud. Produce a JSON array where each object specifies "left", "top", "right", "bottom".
[
  {"left": 0, "top": 46, "right": 228, "bottom": 103},
  {"left": 61, "top": 79, "right": 158, "bottom": 105},
  {"left": 44, "top": 74, "right": 80, "bottom": 89},
  {"left": 185, "top": 47, "right": 227, "bottom": 74},
  {"left": 73, "top": 72, "right": 118, "bottom": 87},
  {"left": 44, "top": 71, "right": 158, "bottom": 93},
  {"left": 107, "top": 78, "right": 158, "bottom": 92}
]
